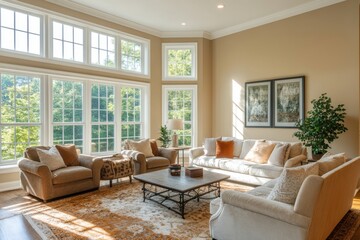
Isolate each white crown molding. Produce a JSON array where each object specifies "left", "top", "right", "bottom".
[
  {"left": 161, "top": 31, "right": 211, "bottom": 39},
  {"left": 210, "top": 0, "right": 346, "bottom": 39},
  {"left": 46, "top": 0, "right": 161, "bottom": 37}
]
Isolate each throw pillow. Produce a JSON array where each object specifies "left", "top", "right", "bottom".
[
  {"left": 287, "top": 142, "right": 303, "bottom": 159},
  {"left": 149, "top": 139, "right": 159, "bottom": 156},
  {"left": 128, "top": 139, "right": 154, "bottom": 157},
  {"left": 318, "top": 152, "right": 346, "bottom": 175},
  {"left": 239, "top": 139, "right": 265, "bottom": 159},
  {"left": 55, "top": 144, "right": 80, "bottom": 166},
  {"left": 216, "top": 140, "right": 234, "bottom": 158},
  {"left": 222, "top": 137, "right": 243, "bottom": 157},
  {"left": 267, "top": 163, "right": 319, "bottom": 204},
  {"left": 267, "top": 143, "right": 289, "bottom": 167},
  {"left": 25, "top": 146, "right": 51, "bottom": 162},
  {"left": 244, "top": 141, "right": 275, "bottom": 164},
  {"left": 37, "top": 146, "right": 67, "bottom": 171},
  {"left": 204, "top": 137, "right": 221, "bottom": 156}
]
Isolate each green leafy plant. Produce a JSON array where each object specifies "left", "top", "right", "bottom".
[
  {"left": 158, "top": 125, "right": 171, "bottom": 147},
  {"left": 294, "top": 93, "right": 347, "bottom": 156}
]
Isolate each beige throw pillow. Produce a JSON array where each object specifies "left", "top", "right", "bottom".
[
  {"left": 318, "top": 152, "right": 346, "bottom": 175},
  {"left": 267, "top": 163, "right": 319, "bottom": 204},
  {"left": 244, "top": 141, "right": 275, "bottom": 164},
  {"left": 37, "top": 146, "right": 67, "bottom": 171},
  {"left": 204, "top": 137, "right": 221, "bottom": 156},
  {"left": 128, "top": 139, "right": 154, "bottom": 157},
  {"left": 268, "top": 143, "right": 289, "bottom": 167},
  {"left": 222, "top": 137, "right": 243, "bottom": 157}
]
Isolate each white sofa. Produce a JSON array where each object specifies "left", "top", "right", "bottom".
[
  {"left": 189, "top": 138, "right": 307, "bottom": 186},
  {"left": 209, "top": 155, "right": 360, "bottom": 240}
]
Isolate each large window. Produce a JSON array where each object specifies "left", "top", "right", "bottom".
[
  {"left": 162, "top": 85, "right": 197, "bottom": 147},
  {"left": 0, "top": 73, "right": 41, "bottom": 165},
  {"left": 52, "top": 21, "right": 84, "bottom": 62},
  {"left": 91, "top": 83, "right": 115, "bottom": 152},
  {"left": 91, "top": 31, "right": 115, "bottom": 67},
  {"left": 121, "top": 87, "right": 142, "bottom": 141},
  {"left": 0, "top": 6, "right": 42, "bottom": 55},
  {"left": 52, "top": 80, "right": 84, "bottom": 152},
  {"left": 162, "top": 43, "right": 197, "bottom": 81},
  {"left": 120, "top": 39, "right": 142, "bottom": 73}
]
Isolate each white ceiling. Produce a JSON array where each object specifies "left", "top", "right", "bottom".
[{"left": 50, "top": 0, "right": 345, "bottom": 39}]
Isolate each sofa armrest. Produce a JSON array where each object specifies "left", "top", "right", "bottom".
[
  {"left": 79, "top": 154, "right": 96, "bottom": 169},
  {"left": 284, "top": 155, "right": 307, "bottom": 168},
  {"left": 219, "top": 190, "right": 310, "bottom": 227},
  {"left": 158, "top": 148, "right": 177, "bottom": 164},
  {"left": 121, "top": 150, "right": 146, "bottom": 174},
  {"left": 189, "top": 147, "right": 205, "bottom": 165},
  {"left": 18, "top": 158, "right": 52, "bottom": 179}
]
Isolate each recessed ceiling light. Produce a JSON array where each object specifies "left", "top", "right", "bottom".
[
  {"left": 181, "top": 22, "right": 186, "bottom": 26},
  {"left": 217, "top": 4, "right": 225, "bottom": 9}
]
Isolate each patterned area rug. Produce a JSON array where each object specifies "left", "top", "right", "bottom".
[{"left": 16, "top": 181, "right": 360, "bottom": 240}]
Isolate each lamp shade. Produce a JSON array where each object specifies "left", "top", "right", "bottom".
[{"left": 167, "top": 119, "right": 184, "bottom": 130}]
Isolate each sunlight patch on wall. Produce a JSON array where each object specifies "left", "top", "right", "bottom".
[{"left": 232, "top": 79, "right": 244, "bottom": 138}]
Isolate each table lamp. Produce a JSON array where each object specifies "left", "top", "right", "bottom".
[{"left": 167, "top": 119, "right": 184, "bottom": 147}]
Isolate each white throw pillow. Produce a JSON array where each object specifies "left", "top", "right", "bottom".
[
  {"left": 267, "top": 143, "right": 289, "bottom": 167},
  {"left": 267, "top": 163, "right": 319, "bottom": 204},
  {"left": 244, "top": 141, "right": 275, "bottom": 164},
  {"left": 239, "top": 139, "right": 264, "bottom": 159},
  {"left": 204, "top": 137, "right": 221, "bottom": 156},
  {"left": 128, "top": 139, "right": 154, "bottom": 157},
  {"left": 318, "top": 152, "right": 346, "bottom": 175},
  {"left": 37, "top": 146, "right": 67, "bottom": 171},
  {"left": 222, "top": 137, "right": 243, "bottom": 157}
]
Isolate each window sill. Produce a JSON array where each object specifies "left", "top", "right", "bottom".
[{"left": 0, "top": 165, "right": 20, "bottom": 174}]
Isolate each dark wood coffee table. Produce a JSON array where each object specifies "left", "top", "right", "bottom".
[{"left": 134, "top": 168, "right": 229, "bottom": 218}]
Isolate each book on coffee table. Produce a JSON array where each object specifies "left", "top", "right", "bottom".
[{"left": 185, "top": 167, "right": 203, "bottom": 177}]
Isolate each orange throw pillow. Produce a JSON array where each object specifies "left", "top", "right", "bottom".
[
  {"left": 216, "top": 140, "right": 234, "bottom": 158},
  {"left": 55, "top": 144, "right": 80, "bottom": 166},
  {"left": 149, "top": 139, "right": 159, "bottom": 156}
]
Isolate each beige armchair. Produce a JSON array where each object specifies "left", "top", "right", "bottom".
[{"left": 18, "top": 146, "right": 103, "bottom": 202}]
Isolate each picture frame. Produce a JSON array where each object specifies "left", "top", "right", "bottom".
[
  {"left": 273, "top": 76, "right": 305, "bottom": 128},
  {"left": 245, "top": 81, "right": 272, "bottom": 127}
]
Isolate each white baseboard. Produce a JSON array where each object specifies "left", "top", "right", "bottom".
[{"left": 0, "top": 180, "right": 21, "bottom": 192}]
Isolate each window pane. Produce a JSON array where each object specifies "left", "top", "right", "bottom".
[
  {"left": 53, "top": 21, "right": 62, "bottom": 39},
  {"left": 64, "top": 41, "right": 73, "bottom": 60},
  {"left": 15, "top": 31, "right": 27, "bottom": 52},
  {"left": 63, "top": 24, "right": 73, "bottom": 42},
  {"left": 28, "top": 15, "right": 40, "bottom": 34},
  {"left": 91, "top": 32, "right": 98, "bottom": 47},
  {"left": 53, "top": 39, "right": 62, "bottom": 58},
  {"left": 1, "top": 8, "right": 14, "bottom": 28},
  {"left": 90, "top": 31, "right": 115, "bottom": 68},
  {"left": 1, "top": 28, "right": 14, "bottom": 50},
  {"left": 29, "top": 34, "right": 40, "bottom": 55},
  {"left": 74, "top": 44, "right": 83, "bottom": 62},
  {"left": 15, "top": 12, "right": 27, "bottom": 31},
  {"left": 73, "top": 27, "right": 83, "bottom": 44},
  {"left": 121, "top": 39, "right": 142, "bottom": 73}
]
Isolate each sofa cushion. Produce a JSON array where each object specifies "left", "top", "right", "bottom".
[
  {"left": 249, "top": 164, "right": 283, "bottom": 179},
  {"left": 192, "top": 156, "right": 222, "bottom": 168},
  {"left": 216, "top": 140, "right": 234, "bottom": 158},
  {"left": 55, "top": 144, "right": 80, "bottom": 166},
  {"left": 146, "top": 156, "right": 170, "bottom": 169},
  {"left": 128, "top": 139, "right": 154, "bottom": 157},
  {"left": 204, "top": 137, "right": 221, "bottom": 156},
  {"left": 267, "top": 163, "right": 319, "bottom": 204},
  {"left": 25, "top": 146, "right": 51, "bottom": 162},
  {"left": 244, "top": 141, "right": 275, "bottom": 164},
  {"left": 37, "top": 146, "right": 67, "bottom": 171},
  {"left": 268, "top": 143, "right": 289, "bottom": 167},
  {"left": 218, "top": 159, "right": 254, "bottom": 174},
  {"left": 222, "top": 137, "right": 243, "bottom": 157},
  {"left": 318, "top": 152, "right": 346, "bottom": 175},
  {"left": 52, "top": 166, "right": 92, "bottom": 185},
  {"left": 239, "top": 139, "right": 261, "bottom": 159}
]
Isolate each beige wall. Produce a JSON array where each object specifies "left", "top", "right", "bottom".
[{"left": 212, "top": 0, "right": 360, "bottom": 158}]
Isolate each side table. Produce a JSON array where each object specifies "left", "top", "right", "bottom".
[
  {"left": 99, "top": 154, "right": 134, "bottom": 187},
  {"left": 167, "top": 146, "right": 191, "bottom": 167}
]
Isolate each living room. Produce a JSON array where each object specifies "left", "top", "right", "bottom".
[{"left": 0, "top": 0, "right": 359, "bottom": 239}]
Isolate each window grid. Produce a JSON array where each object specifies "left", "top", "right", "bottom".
[
  {"left": 120, "top": 39, "right": 142, "bottom": 73},
  {"left": 91, "top": 83, "right": 115, "bottom": 153},
  {"left": 91, "top": 31, "right": 115, "bottom": 68},
  {"left": 121, "top": 87, "right": 142, "bottom": 141},
  {"left": 0, "top": 73, "right": 41, "bottom": 164},
  {"left": 0, "top": 7, "right": 41, "bottom": 55},
  {"left": 52, "top": 21, "right": 84, "bottom": 62}
]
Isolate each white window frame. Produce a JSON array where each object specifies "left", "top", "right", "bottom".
[
  {"left": 162, "top": 85, "right": 197, "bottom": 147},
  {"left": 89, "top": 30, "right": 117, "bottom": 69},
  {"left": 162, "top": 43, "right": 197, "bottom": 81}
]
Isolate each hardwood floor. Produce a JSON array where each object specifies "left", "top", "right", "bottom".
[{"left": 1, "top": 183, "right": 360, "bottom": 239}]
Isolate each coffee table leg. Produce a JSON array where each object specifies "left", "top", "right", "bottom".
[
  {"left": 142, "top": 183, "right": 146, "bottom": 202},
  {"left": 180, "top": 193, "right": 185, "bottom": 219},
  {"left": 217, "top": 182, "right": 221, "bottom": 197}
]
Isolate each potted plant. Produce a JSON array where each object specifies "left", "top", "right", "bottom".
[
  {"left": 294, "top": 93, "right": 347, "bottom": 159},
  {"left": 158, "top": 125, "right": 171, "bottom": 147}
]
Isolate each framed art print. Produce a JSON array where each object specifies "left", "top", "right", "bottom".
[
  {"left": 273, "top": 76, "right": 305, "bottom": 128},
  {"left": 245, "top": 81, "right": 272, "bottom": 127}
]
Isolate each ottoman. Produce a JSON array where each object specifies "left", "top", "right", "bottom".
[{"left": 100, "top": 154, "right": 134, "bottom": 187}]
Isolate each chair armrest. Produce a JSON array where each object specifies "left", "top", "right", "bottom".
[
  {"left": 189, "top": 147, "right": 204, "bottom": 165},
  {"left": 121, "top": 150, "right": 146, "bottom": 174},
  {"left": 18, "top": 158, "right": 51, "bottom": 178},
  {"left": 219, "top": 190, "right": 309, "bottom": 227},
  {"left": 158, "top": 148, "right": 177, "bottom": 164},
  {"left": 79, "top": 154, "right": 96, "bottom": 168},
  {"left": 284, "top": 155, "right": 307, "bottom": 168}
]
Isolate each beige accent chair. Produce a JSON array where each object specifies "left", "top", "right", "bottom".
[
  {"left": 121, "top": 141, "right": 177, "bottom": 174},
  {"left": 18, "top": 146, "right": 103, "bottom": 202},
  {"left": 209, "top": 157, "right": 360, "bottom": 240}
]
